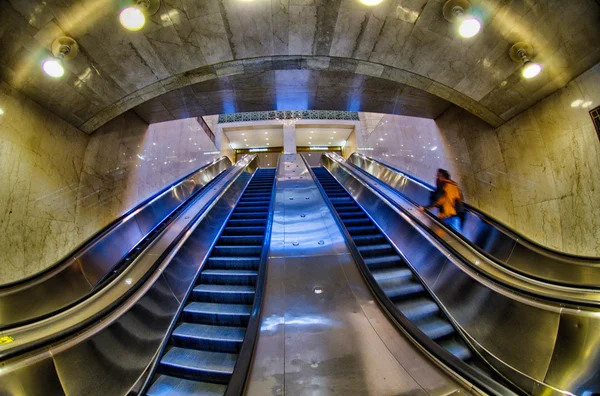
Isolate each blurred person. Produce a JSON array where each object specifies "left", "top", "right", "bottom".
[{"left": 420, "top": 169, "right": 464, "bottom": 232}]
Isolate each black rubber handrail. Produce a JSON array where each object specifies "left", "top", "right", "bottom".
[
  {"left": 225, "top": 159, "right": 280, "bottom": 396},
  {"left": 0, "top": 157, "right": 231, "bottom": 289},
  {"left": 303, "top": 156, "right": 523, "bottom": 396},
  {"left": 350, "top": 153, "right": 599, "bottom": 261}
]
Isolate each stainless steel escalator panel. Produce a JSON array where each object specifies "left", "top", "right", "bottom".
[
  {"left": 0, "top": 157, "right": 232, "bottom": 329},
  {"left": 320, "top": 154, "right": 600, "bottom": 395},
  {"left": 348, "top": 152, "right": 600, "bottom": 287},
  {"left": 0, "top": 156, "right": 258, "bottom": 396}
]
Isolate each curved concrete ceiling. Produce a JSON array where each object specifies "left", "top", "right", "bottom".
[
  {"left": 131, "top": 66, "right": 456, "bottom": 125},
  {"left": 0, "top": 0, "right": 599, "bottom": 133}
]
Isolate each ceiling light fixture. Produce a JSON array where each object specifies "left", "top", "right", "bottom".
[
  {"left": 120, "top": 0, "right": 160, "bottom": 31},
  {"left": 360, "top": 0, "right": 383, "bottom": 5},
  {"left": 510, "top": 42, "right": 542, "bottom": 79},
  {"left": 443, "top": 0, "right": 481, "bottom": 38},
  {"left": 42, "top": 37, "right": 79, "bottom": 78}
]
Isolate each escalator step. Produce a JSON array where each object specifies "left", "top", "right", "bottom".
[
  {"left": 382, "top": 281, "right": 425, "bottom": 300},
  {"left": 229, "top": 212, "right": 268, "bottom": 220},
  {"left": 415, "top": 318, "right": 455, "bottom": 341},
  {"left": 147, "top": 374, "right": 227, "bottom": 396},
  {"left": 346, "top": 225, "right": 378, "bottom": 235},
  {"left": 441, "top": 339, "right": 472, "bottom": 361},
  {"left": 227, "top": 219, "right": 267, "bottom": 227},
  {"left": 211, "top": 245, "right": 262, "bottom": 257},
  {"left": 234, "top": 206, "right": 269, "bottom": 212},
  {"left": 342, "top": 218, "right": 372, "bottom": 226},
  {"left": 159, "top": 347, "right": 237, "bottom": 384},
  {"left": 371, "top": 267, "right": 412, "bottom": 283},
  {"left": 200, "top": 269, "right": 258, "bottom": 285},
  {"left": 338, "top": 211, "right": 367, "bottom": 219},
  {"left": 217, "top": 235, "right": 263, "bottom": 245},
  {"left": 171, "top": 323, "right": 245, "bottom": 353},
  {"left": 352, "top": 234, "right": 387, "bottom": 245},
  {"left": 357, "top": 244, "right": 395, "bottom": 257},
  {"left": 193, "top": 284, "right": 255, "bottom": 304},
  {"left": 183, "top": 302, "right": 251, "bottom": 326},
  {"left": 207, "top": 256, "right": 260, "bottom": 270},
  {"left": 363, "top": 255, "right": 403, "bottom": 270},
  {"left": 395, "top": 298, "right": 439, "bottom": 321},
  {"left": 222, "top": 226, "right": 266, "bottom": 236}
]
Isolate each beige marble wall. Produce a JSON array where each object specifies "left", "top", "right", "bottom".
[
  {"left": 75, "top": 112, "right": 221, "bottom": 242},
  {"left": 359, "top": 64, "right": 600, "bottom": 256},
  {"left": 342, "top": 129, "right": 358, "bottom": 159},
  {"left": 0, "top": 81, "right": 89, "bottom": 285}
]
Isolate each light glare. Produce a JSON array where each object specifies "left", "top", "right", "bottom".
[
  {"left": 459, "top": 18, "right": 481, "bottom": 38},
  {"left": 360, "top": 0, "right": 383, "bottom": 5},
  {"left": 522, "top": 63, "right": 542, "bottom": 79},
  {"left": 120, "top": 7, "right": 145, "bottom": 31},
  {"left": 42, "top": 59, "right": 65, "bottom": 78}
]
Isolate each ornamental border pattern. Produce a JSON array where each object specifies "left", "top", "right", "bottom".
[{"left": 218, "top": 110, "right": 359, "bottom": 123}]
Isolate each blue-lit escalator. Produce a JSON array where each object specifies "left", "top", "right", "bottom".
[
  {"left": 311, "top": 167, "right": 478, "bottom": 362},
  {"left": 147, "top": 168, "right": 276, "bottom": 395}
]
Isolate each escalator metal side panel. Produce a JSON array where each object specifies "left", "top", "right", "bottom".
[
  {"left": 0, "top": 158, "right": 256, "bottom": 396},
  {"left": 320, "top": 155, "right": 569, "bottom": 394},
  {"left": 348, "top": 153, "right": 600, "bottom": 287},
  {"left": 0, "top": 158, "right": 232, "bottom": 328}
]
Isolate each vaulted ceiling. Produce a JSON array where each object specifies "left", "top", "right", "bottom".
[{"left": 1, "top": 0, "right": 599, "bottom": 133}]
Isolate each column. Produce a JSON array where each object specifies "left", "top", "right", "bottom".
[{"left": 283, "top": 123, "right": 297, "bottom": 154}]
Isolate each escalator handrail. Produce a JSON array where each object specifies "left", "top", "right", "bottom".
[
  {"left": 0, "top": 156, "right": 232, "bottom": 290},
  {"left": 302, "top": 156, "right": 521, "bottom": 396},
  {"left": 0, "top": 156, "right": 255, "bottom": 362},
  {"left": 225, "top": 159, "right": 280, "bottom": 396},
  {"left": 349, "top": 152, "right": 600, "bottom": 262},
  {"left": 334, "top": 153, "right": 600, "bottom": 304}
]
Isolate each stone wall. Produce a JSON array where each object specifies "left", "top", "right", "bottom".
[
  {"left": 0, "top": 81, "right": 89, "bottom": 284},
  {"left": 0, "top": 99, "right": 221, "bottom": 285},
  {"left": 75, "top": 112, "right": 221, "bottom": 246},
  {"left": 359, "top": 63, "right": 600, "bottom": 256}
]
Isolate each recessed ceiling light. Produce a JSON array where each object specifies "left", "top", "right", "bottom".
[
  {"left": 359, "top": 0, "right": 383, "bottom": 5},
  {"left": 246, "top": 144, "right": 249, "bottom": 146},
  {"left": 264, "top": 132, "right": 268, "bottom": 134},
  {"left": 379, "top": 138, "right": 384, "bottom": 141},
  {"left": 310, "top": 131, "right": 314, "bottom": 133},
  {"left": 266, "top": 138, "right": 268, "bottom": 140},
  {"left": 266, "top": 143, "right": 270, "bottom": 145},
  {"left": 244, "top": 139, "right": 247, "bottom": 141},
  {"left": 333, "top": 131, "right": 336, "bottom": 134},
  {"left": 242, "top": 133, "right": 245, "bottom": 135},
  {"left": 459, "top": 18, "right": 481, "bottom": 38}
]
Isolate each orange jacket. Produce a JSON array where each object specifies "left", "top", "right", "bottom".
[{"left": 427, "top": 180, "right": 463, "bottom": 219}]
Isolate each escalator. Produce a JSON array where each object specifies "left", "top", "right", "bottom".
[
  {"left": 310, "top": 158, "right": 600, "bottom": 395},
  {"left": 147, "top": 168, "right": 276, "bottom": 395},
  {"left": 0, "top": 157, "right": 232, "bottom": 329},
  {"left": 346, "top": 153, "right": 600, "bottom": 289},
  {"left": 311, "top": 168, "right": 498, "bottom": 378}
]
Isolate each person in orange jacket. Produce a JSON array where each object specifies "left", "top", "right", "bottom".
[{"left": 419, "top": 169, "right": 464, "bottom": 232}]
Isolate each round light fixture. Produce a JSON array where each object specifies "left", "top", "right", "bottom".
[
  {"left": 42, "top": 59, "right": 65, "bottom": 78},
  {"left": 120, "top": 7, "right": 145, "bottom": 30},
  {"left": 459, "top": 17, "right": 481, "bottom": 38},
  {"left": 510, "top": 42, "right": 542, "bottom": 79},
  {"left": 119, "top": 0, "right": 160, "bottom": 31},
  {"left": 443, "top": 0, "right": 481, "bottom": 38},
  {"left": 42, "top": 36, "right": 79, "bottom": 78},
  {"left": 522, "top": 62, "right": 542, "bottom": 79}
]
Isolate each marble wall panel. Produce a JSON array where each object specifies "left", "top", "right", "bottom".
[
  {"left": 75, "top": 112, "right": 221, "bottom": 242},
  {"left": 356, "top": 63, "right": 600, "bottom": 256},
  {"left": 0, "top": 81, "right": 89, "bottom": 284}
]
